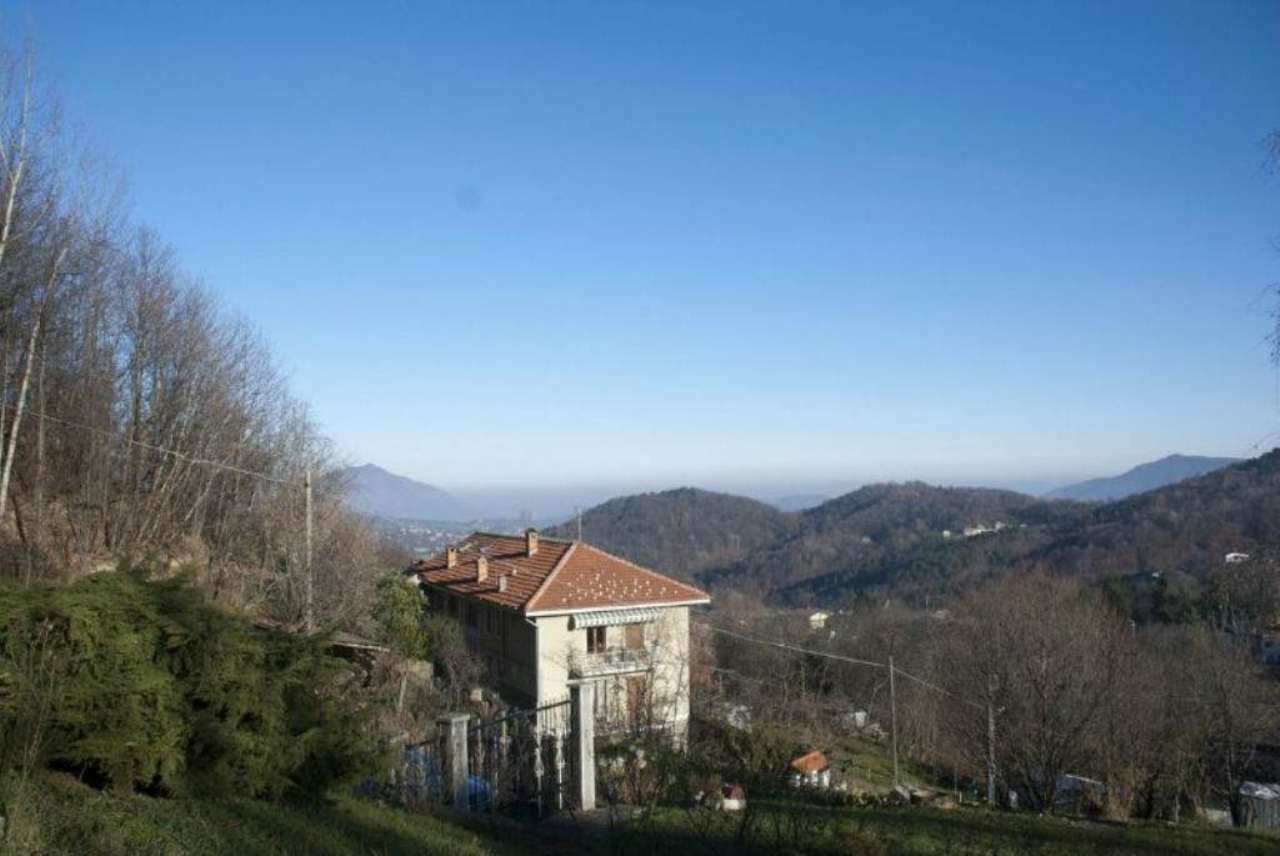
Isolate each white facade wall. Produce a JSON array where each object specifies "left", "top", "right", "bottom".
[{"left": 530, "top": 606, "right": 693, "bottom": 736}]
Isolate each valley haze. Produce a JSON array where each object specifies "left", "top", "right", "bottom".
[{"left": 344, "top": 452, "right": 1244, "bottom": 522}]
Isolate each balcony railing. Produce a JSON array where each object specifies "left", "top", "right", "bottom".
[{"left": 571, "top": 646, "right": 651, "bottom": 677}]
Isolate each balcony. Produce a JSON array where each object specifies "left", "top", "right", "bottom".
[{"left": 571, "top": 646, "right": 651, "bottom": 678}]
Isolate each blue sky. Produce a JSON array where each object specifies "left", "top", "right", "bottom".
[{"left": 22, "top": 1, "right": 1280, "bottom": 501}]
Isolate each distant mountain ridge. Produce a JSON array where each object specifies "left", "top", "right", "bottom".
[
  {"left": 551, "top": 450, "right": 1280, "bottom": 608},
  {"left": 337, "top": 464, "right": 467, "bottom": 521},
  {"left": 1044, "top": 454, "right": 1240, "bottom": 502},
  {"left": 705, "top": 481, "right": 1077, "bottom": 597}
]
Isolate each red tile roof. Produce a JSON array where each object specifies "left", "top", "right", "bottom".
[
  {"left": 409, "top": 532, "right": 710, "bottom": 615},
  {"left": 790, "top": 750, "right": 830, "bottom": 775}
]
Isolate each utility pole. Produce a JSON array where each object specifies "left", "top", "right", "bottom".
[
  {"left": 304, "top": 467, "right": 314, "bottom": 632},
  {"left": 986, "top": 700, "right": 997, "bottom": 806},
  {"left": 888, "top": 655, "right": 900, "bottom": 789},
  {"left": 575, "top": 505, "right": 582, "bottom": 541}
]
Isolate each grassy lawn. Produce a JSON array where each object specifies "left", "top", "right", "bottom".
[
  {"left": 605, "top": 801, "right": 1278, "bottom": 856},
  {"left": 11, "top": 772, "right": 1276, "bottom": 856},
  {"left": 8, "top": 773, "right": 541, "bottom": 856},
  {"left": 831, "top": 737, "right": 945, "bottom": 795}
]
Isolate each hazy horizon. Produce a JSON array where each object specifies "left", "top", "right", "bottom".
[{"left": 353, "top": 449, "right": 1250, "bottom": 521}]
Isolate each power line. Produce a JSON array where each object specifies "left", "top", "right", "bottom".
[
  {"left": 696, "top": 615, "right": 997, "bottom": 795},
  {"left": 696, "top": 619, "right": 886, "bottom": 669},
  {"left": 24, "top": 407, "right": 294, "bottom": 485},
  {"left": 19, "top": 405, "right": 315, "bottom": 629},
  {"left": 694, "top": 617, "right": 982, "bottom": 710}
]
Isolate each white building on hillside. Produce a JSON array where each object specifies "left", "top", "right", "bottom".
[{"left": 410, "top": 530, "right": 710, "bottom": 740}]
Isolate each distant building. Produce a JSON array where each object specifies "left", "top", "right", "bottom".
[
  {"left": 1239, "top": 782, "right": 1280, "bottom": 829},
  {"left": 790, "top": 750, "right": 832, "bottom": 789},
  {"left": 1225, "top": 552, "right": 1251, "bottom": 565},
  {"left": 718, "top": 784, "right": 747, "bottom": 811},
  {"left": 723, "top": 703, "right": 752, "bottom": 731},
  {"left": 838, "top": 710, "right": 869, "bottom": 732},
  {"left": 808, "top": 610, "right": 831, "bottom": 631}
]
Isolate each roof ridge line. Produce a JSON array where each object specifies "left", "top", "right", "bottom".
[{"left": 523, "top": 541, "right": 579, "bottom": 615}]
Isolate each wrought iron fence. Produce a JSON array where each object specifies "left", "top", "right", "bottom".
[
  {"left": 397, "top": 736, "right": 448, "bottom": 806},
  {"left": 360, "top": 731, "right": 450, "bottom": 808},
  {"left": 466, "top": 696, "right": 577, "bottom": 820}
]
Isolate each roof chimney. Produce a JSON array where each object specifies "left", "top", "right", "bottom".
[
  {"left": 498, "top": 575, "right": 509, "bottom": 593},
  {"left": 525, "top": 528, "right": 539, "bottom": 557},
  {"left": 445, "top": 545, "right": 458, "bottom": 568},
  {"left": 476, "top": 555, "right": 488, "bottom": 582}
]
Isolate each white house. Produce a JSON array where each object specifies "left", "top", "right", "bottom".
[
  {"left": 410, "top": 530, "right": 710, "bottom": 739},
  {"left": 808, "top": 611, "right": 831, "bottom": 631}
]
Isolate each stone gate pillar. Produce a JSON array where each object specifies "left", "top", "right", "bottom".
[
  {"left": 570, "top": 682, "right": 596, "bottom": 810},
  {"left": 439, "top": 712, "right": 470, "bottom": 811}
]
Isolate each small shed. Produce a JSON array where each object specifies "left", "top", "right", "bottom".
[
  {"left": 790, "top": 750, "right": 832, "bottom": 789},
  {"left": 1239, "top": 782, "right": 1280, "bottom": 829},
  {"left": 719, "top": 783, "right": 746, "bottom": 811}
]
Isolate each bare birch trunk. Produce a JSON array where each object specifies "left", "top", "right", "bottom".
[
  {"left": 0, "top": 302, "right": 40, "bottom": 527},
  {"left": 27, "top": 328, "right": 45, "bottom": 584},
  {"left": 0, "top": 248, "right": 63, "bottom": 534}
]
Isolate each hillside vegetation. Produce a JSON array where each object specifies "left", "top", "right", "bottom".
[
  {"left": 547, "top": 487, "right": 796, "bottom": 580},
  {"left": 0, "top": 570, "right": 381, "bottom": 802},
  {"left": 11, "top": 773, "right": 532, "bottom": 856},
  {"left": 558, "top": 451, "right": 1280, "bottom": 607},
  {"left": 708, "top": 482, "right": 1084, "bottom": 600}
]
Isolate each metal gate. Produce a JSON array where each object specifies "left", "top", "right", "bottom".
[{"left": 466, "top": 696, "right": 576, "bottom": 820}]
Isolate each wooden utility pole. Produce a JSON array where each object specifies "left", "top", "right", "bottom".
[
  {"left": 888, "top": 655, "right": 900, "bottom": 788},
  {"left": 304, "top": 467, "right": 314, "bottom": 632},
  {"left": 986, "top": 701, "right": 997, "bottom": 806}
]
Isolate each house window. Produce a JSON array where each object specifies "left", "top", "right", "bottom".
[
  {"left": 624, "top": 623, "right": 645, "bottom": 650},
  {"left": 587, "top": 626, "right": 606, "bottom": 654},
  {"left": 466, "top": 603, "right": 477, "bottom": 628}
]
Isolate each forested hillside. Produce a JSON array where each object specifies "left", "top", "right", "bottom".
[
  {"left": 707, "top": 482, "right": 1086, "bottom": 600},
  {"left": 1030, "top": 449, "right": 1280, "bottom": 577},
  {"left": 546, "top": 487, "right": 796, "bottom": 579},
  {"left": 558, "top": 452, "right": 1280, "bottom": 609},
  {"left": 776, "top": 452, "right": 1280, "bottom": 606},
  {"left": 0, "top": 48, "right": 386, "bottom": 629}
]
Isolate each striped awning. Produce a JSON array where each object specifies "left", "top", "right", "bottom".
[{"left": 572, "top": 607, "right": 660, "bottom": 629}]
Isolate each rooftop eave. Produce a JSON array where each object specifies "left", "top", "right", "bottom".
[{"left": 523, "top": 597, "right": 711, "bottom": 618}]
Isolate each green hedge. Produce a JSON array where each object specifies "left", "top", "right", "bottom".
[{"left": 0, "top": 568, "right": 383, "bottom": 799}]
